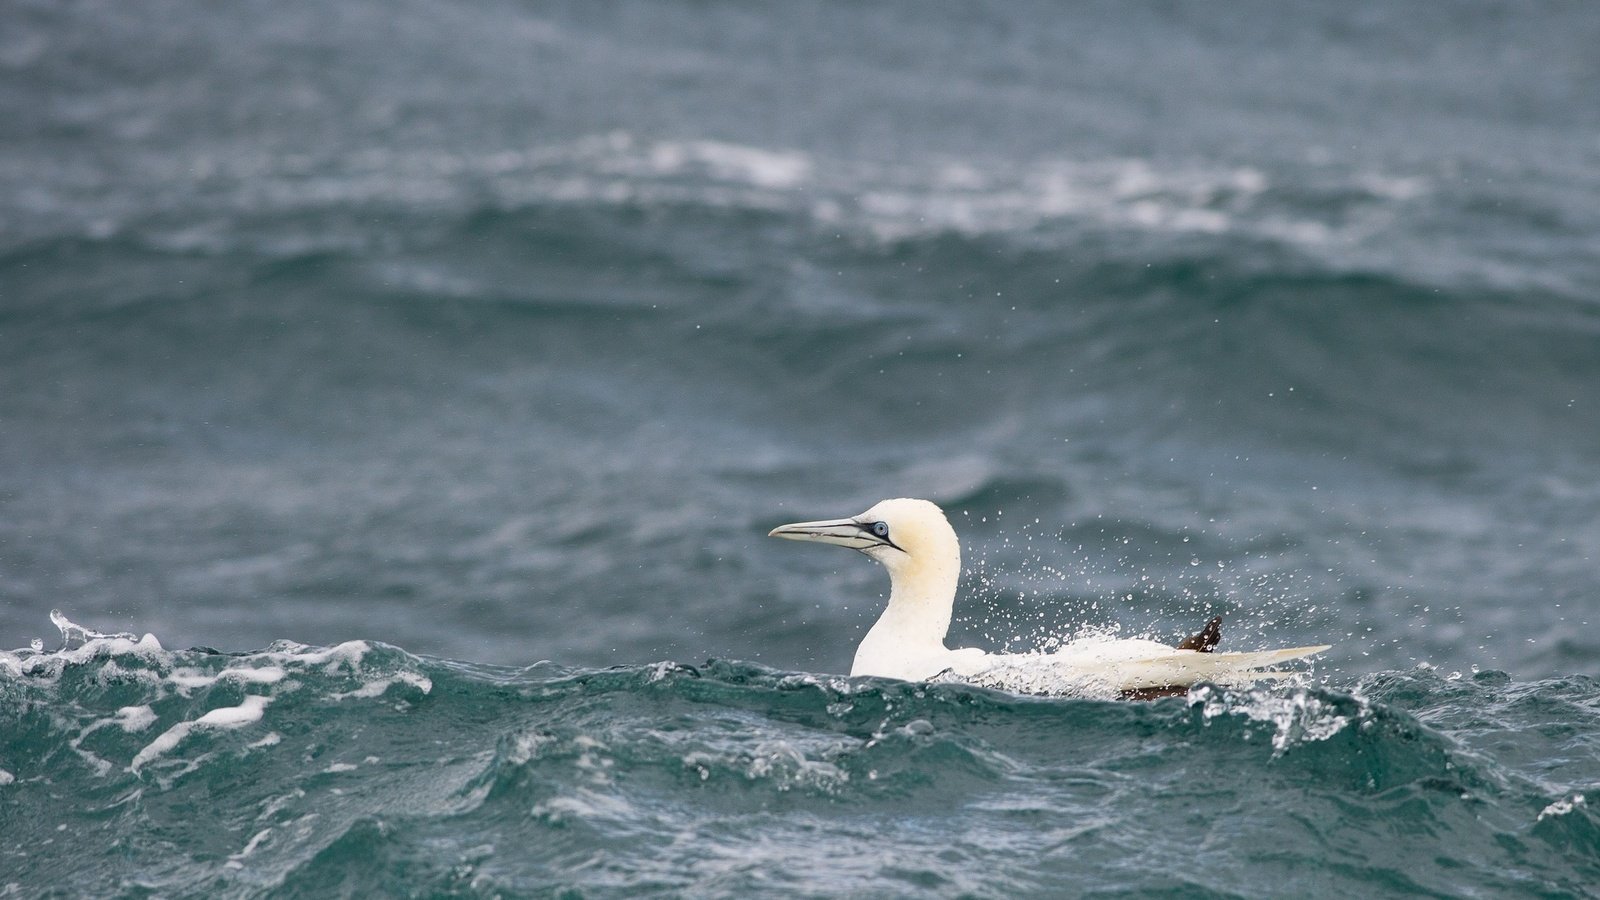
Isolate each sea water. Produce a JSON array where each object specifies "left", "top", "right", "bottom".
[
  {"left": 3, "top": 1, "right": 1598, "bottom": 895},
  {"left": 3, "top": 617, "right": 1598, "bottom": 895}
]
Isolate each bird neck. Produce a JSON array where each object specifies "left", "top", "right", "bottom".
[{"left": 852, "top": 548, "right": 961, "bottom": 677}]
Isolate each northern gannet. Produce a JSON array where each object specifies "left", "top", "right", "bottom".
[{"left": 769, "top": 498, "right": 1329, "bottom": 695}]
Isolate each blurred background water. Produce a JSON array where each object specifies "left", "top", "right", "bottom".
[
  {"left": 3, "top": 2, "right": 1599, "bottom": 895},
  {"left": 5, "top": 0, "right": 1597, "bottom": 675}
]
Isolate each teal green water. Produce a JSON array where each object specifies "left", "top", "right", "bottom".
[{"left": 3, "top": 625, "right": 1598, "bottom": 897}]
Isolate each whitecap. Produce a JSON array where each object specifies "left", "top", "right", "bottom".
[
  {"left": 116, "top": 706, "right": 158, "bottom": 733},
  {"left": 131, "top": 695, "right": 272, "bottom": 773},
  {"left": 1538, "top": 793, "right": 1587, "bottom": 821},
  {"left": 168, "top": 665, "right": 288, "bottom": 692},
  {"left": 329, "top": 670, "right": 432, "bottom": 700}
]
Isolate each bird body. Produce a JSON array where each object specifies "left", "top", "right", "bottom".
[{"left": 770, "top": 498, "right": 1329, "bottom": 694}]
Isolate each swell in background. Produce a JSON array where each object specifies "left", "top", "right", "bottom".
[{"left": 2, "top": 0, "right": 1598, "bottom": 677}]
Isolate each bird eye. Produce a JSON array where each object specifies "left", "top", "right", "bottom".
[{"left": 871, "top": 521, "right": 890, "bottom": 538}]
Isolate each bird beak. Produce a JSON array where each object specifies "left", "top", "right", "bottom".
[{"left": 768, "top": 517, "right": 882, "bottom": 550}]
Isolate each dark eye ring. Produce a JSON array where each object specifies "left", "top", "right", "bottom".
[{"left": 871, "top": 521, "right": 890, "bottom": 538}]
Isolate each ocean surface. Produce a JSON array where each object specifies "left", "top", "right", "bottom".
[{"left": 3, "top": 1, "right": 1598, "bottom": 896}]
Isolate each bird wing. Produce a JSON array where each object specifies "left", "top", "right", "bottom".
[
  {"left": 1098, "top": 645, "right": 1332, "bottom": 690},
  {"left": 960, "top": 643, "right": 1332, "bottom": 694}
]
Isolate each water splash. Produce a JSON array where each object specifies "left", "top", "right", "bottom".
[
  {"left": 1188, "top": 682, "right": 1354, "bottom": 754},
  {"left": 49, "top": 608, "right": 138, "bottom": 649}
]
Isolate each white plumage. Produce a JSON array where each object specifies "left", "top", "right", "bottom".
[{"left": 770, "top": 498, "right": 1328, "bottom": 694}]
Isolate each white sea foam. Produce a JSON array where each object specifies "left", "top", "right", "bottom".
[
  {"left": 15, "top": 612, "right": 429, "bottom": 707},
  {"left": 6, "top": 633, "right": 167, "bottom": 682},
  {"left": 224, "top": 828, "right": 273, "bottom": 869},
  {"left": 1189, "top": 683, "right": 1353, "bottom": 753},
  {"left": 744, "top": 740, "right": 849, "bottom": 792},
  {"left": 646, "top": 660, "right": 682, "bottom": 683},
  {"left": 330, "top": 670, "right": 432, "bottom": 700},
  {"left": 131, "top": 695, "right": 272, "bottom": 773},
  {"left": 116, "top": 706, "right": 158, "bottom": 733},
  {"left": 120, "top": 131, "right": 1429, "bottom": 264},
  {"left": 530, "top": 787, "right": 637, "bottom": 824},
  {"left": 88, "top": 660, "right": 166, "bottom": 690},
  {"left": 505, "top": 730, "right": 553, "bottom": 765},
  {"left": 263, "top": 640, "right": 373, "bottom": 673},
  {"left": 1538, "top": 793, "right": 1587, "bottom": 822},
  {"left": 68, "top": 706, "right": 161, "bottom": 777},
  {"left": 194, "top": 695, "right": 271, "bottom": 728},
  {"left": 168, "top": 666, "right": 288, "bottom": 692},
  {"left": 0, "top": 612, "right": 169, "bottom": 686},
  {"left": 637, "top": 138, "right": 811, "bottom": 189},
  {"left": 0, "top": 770, "right": 13, "bottom": 786}
]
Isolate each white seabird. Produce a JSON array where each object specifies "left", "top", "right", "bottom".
[{"left": 769, "top": 498, "right": 1330, "bottom": 695}]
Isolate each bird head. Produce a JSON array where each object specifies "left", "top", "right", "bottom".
[{"left": 768, "top": 497, "right": 959, "bottom": 578}]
